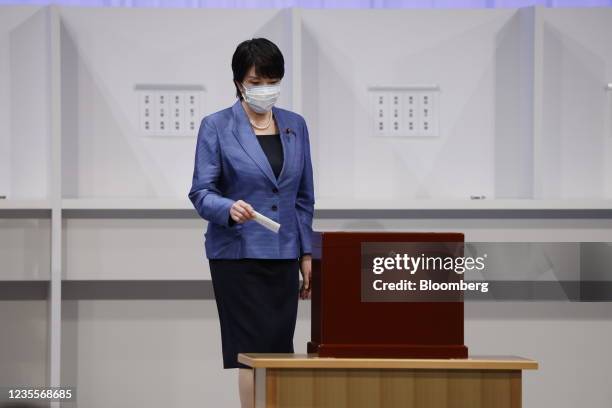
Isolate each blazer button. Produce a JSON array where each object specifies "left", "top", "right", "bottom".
[
  {"left": 272, "top": 187, "right": 279, "bottom": 193},
  {"left": 271, "top": 205, "right": 278, "bottom": 211}
]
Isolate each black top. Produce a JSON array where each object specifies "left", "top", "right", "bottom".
[{"left": 256, "top": 133, "right": 283, "bottom": 179}]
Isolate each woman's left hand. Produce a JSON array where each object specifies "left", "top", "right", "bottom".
[{"left": 299, "top": 255, "right": 312, "bottom": 300}]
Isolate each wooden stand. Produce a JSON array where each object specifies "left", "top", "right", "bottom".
[{"left": 239, "top": 353, "right": 538, "bottom": 408}]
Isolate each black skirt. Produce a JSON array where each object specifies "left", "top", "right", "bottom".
[{"left": 209, "top": 258, "right": 300, "bottom": 369}]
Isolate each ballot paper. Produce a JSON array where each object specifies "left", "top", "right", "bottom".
[{"left": 253, "top": 210, "right": 281, "bottom": 233}]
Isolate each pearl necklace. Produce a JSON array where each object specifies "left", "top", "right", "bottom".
[{"left": 249, "top": 111, "right": 273, "bottom": 130}]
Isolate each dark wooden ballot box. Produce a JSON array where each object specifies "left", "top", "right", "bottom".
[{"left": 307, "top": 231, "right": 468, "bottom": 359}]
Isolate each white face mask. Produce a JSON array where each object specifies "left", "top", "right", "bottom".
[{"left": 241, "top": 82, "right": 281, "bottom": 113}]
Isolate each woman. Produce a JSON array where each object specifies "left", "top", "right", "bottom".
[{"left": 188, "top": 38, "right": 314, "bottom": 408}]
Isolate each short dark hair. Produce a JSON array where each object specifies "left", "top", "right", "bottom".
[{"left": 231, "top": 38, "right": 285, "bottom": 100}]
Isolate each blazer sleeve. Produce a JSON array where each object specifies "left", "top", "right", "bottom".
[
  {"left": 295, "top": 117, "right": 315, "bottom": 256},
  {"left": 188, "top": 117, "right": 235, "bottom": 227}
]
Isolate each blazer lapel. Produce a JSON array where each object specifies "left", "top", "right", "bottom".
[
  {"left": 232, "top": 99, "right": 278, "bottom": 186},
  {"left": 231, "top": 99, "right": 296, "bottom": 186},
  {"left": 273, "top": 105, "right": 296, "bottom": 183}
]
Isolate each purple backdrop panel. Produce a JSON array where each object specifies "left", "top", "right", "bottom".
[{"left": 1, "top": 0, "right": 611, "bottom": 8}]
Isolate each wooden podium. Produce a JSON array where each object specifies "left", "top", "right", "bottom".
[
  {"left": 238, "top": 231, "right": 538, "bottom": 407},
  {"left": 307, "top": 231, "right": 468, "bottom": 358}
]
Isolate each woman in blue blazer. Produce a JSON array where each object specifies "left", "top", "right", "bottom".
[{"left": 188, "top": 38, "right": 314, "bottom": 408}]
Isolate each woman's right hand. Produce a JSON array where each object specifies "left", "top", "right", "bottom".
[{"left": 230, "top": 200, "right": 256, "bottom": 224}]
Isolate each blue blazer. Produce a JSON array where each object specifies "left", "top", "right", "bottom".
[{"left": 188, "top": 99, "right": 315, "bottom": 260}]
